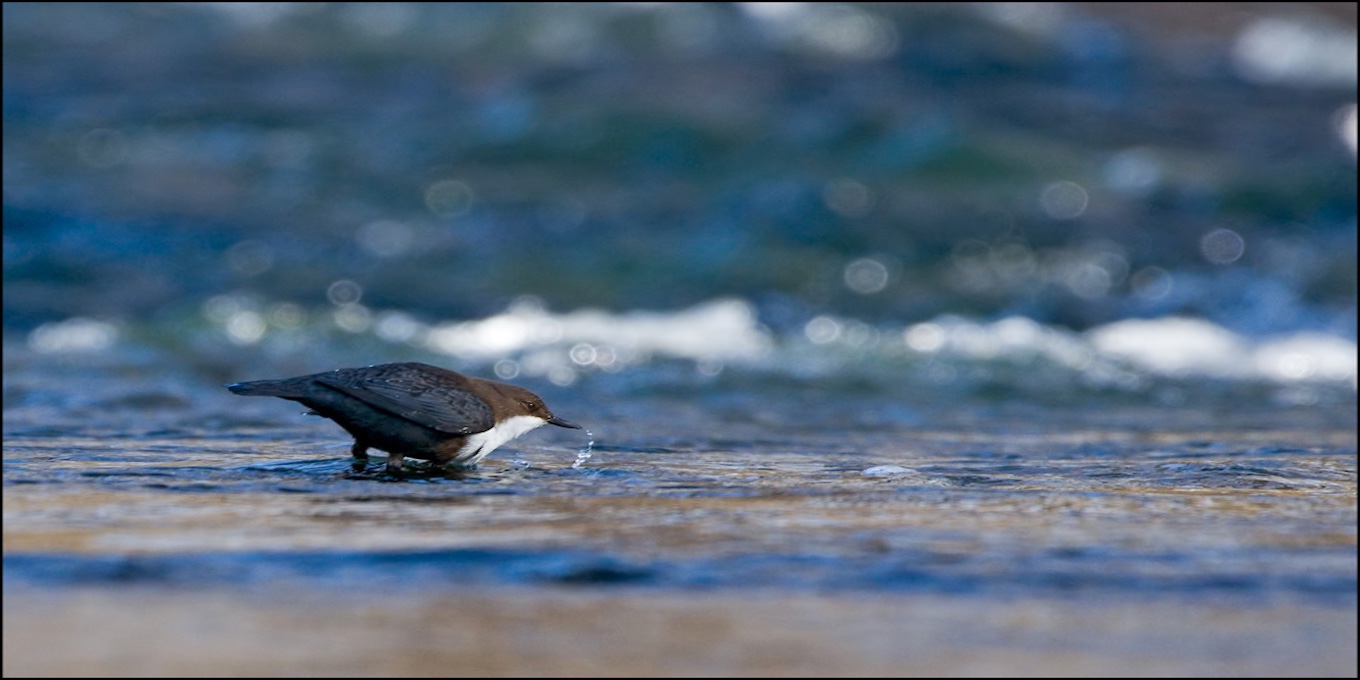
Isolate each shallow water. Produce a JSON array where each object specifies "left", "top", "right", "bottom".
[
  {"left": 4, "top": 364, "right": 1356, "bottom": 676},
  {"left": 5, "top": 423, "right": 1355, "bottom": 591}
]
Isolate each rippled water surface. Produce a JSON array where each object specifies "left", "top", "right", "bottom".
[
  {"left": 4, "top": 352, "right": 1356, "bottom": 676},
  {"left": 6, "top": 425, "right": 1354, "bottom": 590}
]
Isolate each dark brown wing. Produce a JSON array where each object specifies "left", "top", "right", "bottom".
[{"left": 314, "top": 363, "right": 495, "bottom": 434}]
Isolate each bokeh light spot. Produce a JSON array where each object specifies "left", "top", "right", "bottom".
[
  {"left": 824, "top": 178, "right": 874, "bottom": 217},
  {"left": 1131, "top": 267, "right": 1174, "bottom": 301},
  {"left": 570, "top": 342, "right": 598, "bottom": 366},
  {"left": 804, "top": 316, "right": 841, "bottom": 344},
  {"left": 843, "top": 257, "right": 890, "bottom": 295},
  {"left": 547, "top": 365, "right": 578, "bottom": 386},
  {"left": 1200, "top": 229, "right": 1245, "bottom": 265},
  {"left": 1066, "top": 263, "right": 1113, "bottom": 300},
  {"left": 904, "top": 322, "right": 945, "bottom": 353},
  {"left": 1102, "top": 148, "right": 1161, "bottom": 196},
  {"left": 333, "top": 304, "right": 372, "bottom": 333},
  {"left": 375, "top": 311, "right": 423, "bottom": 343},
  {"left": 327, "top": 280, "right": 363, "bottom": 305},
  {"left": 1040, "top": 180, "right": 1089, "bottom": 219},
  {"left": 268, "top": 302, "right": 307, "bottom": 330},
  {"left": 225, "top": 311, "right": 266, "bottom": 345},
  {"left": 424, "top": 180, "right": 475, "bottom": 217},
  {"left": 357, "top": 220, "right": 414, "bottom": 258},
  {"left": 226, "top": 240, "right": 275, "bottom": 277},
  {"left": 494, "top": 359, "right": 521, "bottom": 380}
]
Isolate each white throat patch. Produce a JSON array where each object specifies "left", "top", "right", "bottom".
[{"left": 455, "top": 415, "right": 547, "bottom": 465}]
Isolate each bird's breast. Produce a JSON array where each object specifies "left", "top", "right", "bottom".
[{"left": 448, "top": 415, "right": 548, "bottom": 465}]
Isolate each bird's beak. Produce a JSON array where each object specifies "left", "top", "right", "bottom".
[{"left": 549, "top": 415, "right": 582, "bottom": 429}]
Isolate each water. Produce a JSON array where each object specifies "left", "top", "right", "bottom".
[
  {"left": 571, "top": 429, "right": 595, "bottom": 469},
  {"left": 3, "top": 3, "right": 1356, "bottom": 675},
  {"left": 3, "top": 318, "right": 1356, "bottom": 674},
  {"left": 5, "top": 419, "right": 1354, "bottom": 595}
]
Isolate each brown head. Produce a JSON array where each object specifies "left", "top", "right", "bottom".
[{"left": 479, "top": 379, "right": 581, "bottom": 430}]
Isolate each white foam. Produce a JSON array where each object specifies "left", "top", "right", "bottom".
[
  {"left": 414, "top": 296, "right": 1354, "bottom": 391},
  {"left": 1087, "top": 317, "right": 1248, "bottom": 378},
  {"left": 1088, "top": 317, "right": 1357, "bottom": 386},
  {"left": 426, "top": 297, "right": 772, "bottom": 365}
]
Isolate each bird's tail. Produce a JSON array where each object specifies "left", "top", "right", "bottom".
[{"left": 225, "top": 378, "right": 307, "bottom": 397}]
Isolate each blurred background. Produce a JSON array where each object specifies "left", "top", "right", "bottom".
[{"left": 3, "top": 2, "right": 1356, "bottom": 407}]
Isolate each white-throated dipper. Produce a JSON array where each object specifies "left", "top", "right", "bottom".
[{"left": 226, "top": 362, "right": 580, "bottom": 473}]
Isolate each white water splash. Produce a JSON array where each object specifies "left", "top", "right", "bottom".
[{"left": 571, "top": 428, "right": 595, "bottom": 469}]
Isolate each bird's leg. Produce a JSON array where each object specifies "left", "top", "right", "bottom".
[
  {"left": 385, "top": 450, "right": 406, "bottom": 475},
  {"left": 350, "top": 441, "right": 370, "bottom": 472}
]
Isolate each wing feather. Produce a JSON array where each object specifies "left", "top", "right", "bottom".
[{"left": 314, "top": 364, "right": 495, "bottom": 434}]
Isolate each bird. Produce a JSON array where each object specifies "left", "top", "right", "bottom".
[{"left": 226, "top": 362, "right": 580, "bottom": 473}]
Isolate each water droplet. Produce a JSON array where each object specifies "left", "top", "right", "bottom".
[{"left": 571, "top": 429, "right": 596, "bottom": 469}]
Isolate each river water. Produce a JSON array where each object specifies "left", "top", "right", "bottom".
[
  {"left": 4, "top": 3, "right": 1356, "bottom": 675},
  {"left": 3, "top": 302, "right": 1356, "bottom": 676}
]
